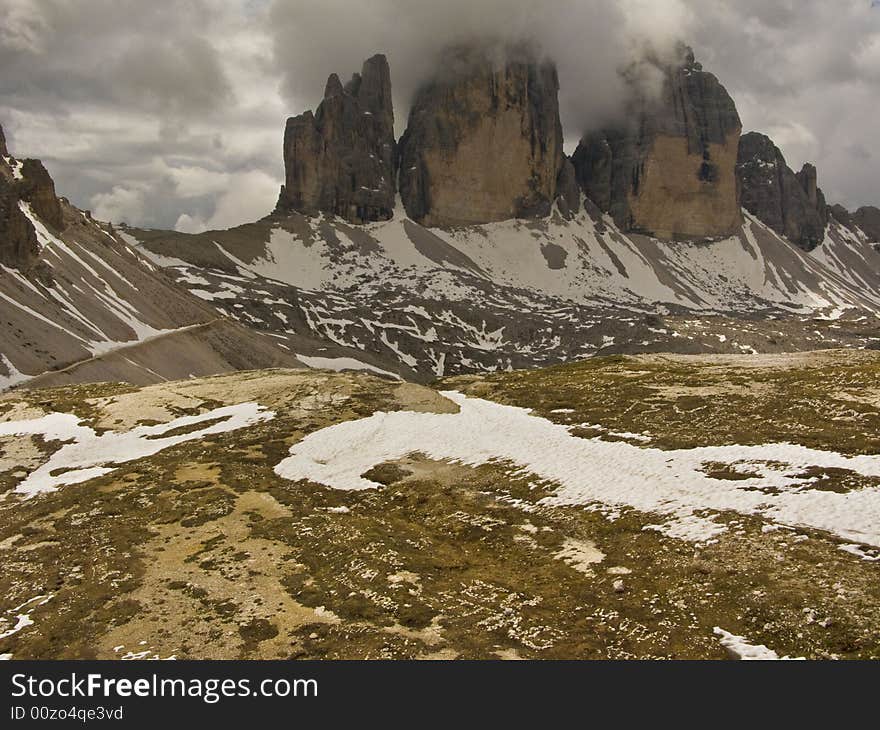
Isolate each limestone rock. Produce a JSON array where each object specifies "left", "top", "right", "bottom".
[
  {"left": 277, "top": 54, "right": 396, "bottom": 224},
  {"left": 555, "top": 157, "right": 581, "bottom": 219},
  {"left": 18, "top": 158, "right": 64, "bottom": 231},
  {"left": 398, "top": 45, "right": 565, "bottom": 227},
  {"left": 737, "top": 132, "right": 828, "bottom": 250},
  {"left": 829, "top": 204, "right": 853, "bottom": 229},
  {"left": 573, "top": 45, "right": 743, "bottom": 240},
  {"left": 0, "top": 174, "right": 40, "bottom": 269},
  {"left": 0, "top": 127, "right": 65, "bottom": 269}
]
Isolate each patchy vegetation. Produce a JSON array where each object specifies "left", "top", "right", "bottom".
[{"left": 1, "top": 354, "right": 879, "bottom": 660}]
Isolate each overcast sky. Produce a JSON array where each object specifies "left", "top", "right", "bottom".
[{"left": 1, "top": 0, "right": 878, "bottom": 231}]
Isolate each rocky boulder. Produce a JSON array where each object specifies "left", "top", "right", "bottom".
[
  {"left": 0, "top": 123, "right": 7, "bottom": 158},
  {"left": 573, "top": 45, "right": 743, "bottom": 240},
  {"left": 737, "top": 132, "right": 828, "bottom": 250},
  {"left": 277, "top": 54, "right": 396, "bottom": 224},
  {"left": 398, "top": 44, "right": 566, "bottom": 227}
]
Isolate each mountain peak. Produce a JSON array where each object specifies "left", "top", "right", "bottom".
[
  {"left": 737, "top": 131, "right": 829, "bottom": 250},
  {"left": 0, "top": 125, "right": 65, "bottom": 270},
  {"left": 399, "top": 43, "right": 568, "bottom": 227},
  {"left": 573, "top": 48, "right": 743, "bottom": 240},
  {"left": 277, "top": 54, "right": 396, "bottom": 224}
]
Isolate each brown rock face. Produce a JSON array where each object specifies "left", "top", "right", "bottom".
[
  {"left": 555, "top": 157, "right": 581, "bottom": 220},
  {"left": 0, "top": 127, "right": 65, "bottom": 269},
  {"left": 398, "top": 45, "right": 565, "bottom": 227},
  {"left": 573, "top": 45, "right": 743, "bottom": 240},
  {"left": 277, "top": 54, "right": 396, "bottom": 224},
  {"left": 736, "top": 132, "right": 828, "bottom": 250},
  {"left": 0, "top": 175, "right": 40, "bottom": 269},
  {"left": 17, "top": 158, "right": 64, "bottom": 231}
]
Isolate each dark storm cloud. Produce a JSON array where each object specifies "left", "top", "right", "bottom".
[
  {"left": 0, "top": 0, "right": 878, "bottom": 229},
  {"left": 268, "top": 0, "right": 693, "bottom": 137}
]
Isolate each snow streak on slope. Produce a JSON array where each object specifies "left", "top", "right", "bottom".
[
  {"left": 295, "top": 354, "right": 401, "bottom": 380},
  {"left": 0, "top": 207, "right": 221, "bottom": 389},
  {"left": 274, "top": 391, "right": 880, "bottom": 548},
  {"left": 808, "top": 220, "right": 880, "bottom": 294}
]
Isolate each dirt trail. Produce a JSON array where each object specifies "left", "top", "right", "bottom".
[{"left": 15, "top": 319, "right": 220, "bottom": 390}]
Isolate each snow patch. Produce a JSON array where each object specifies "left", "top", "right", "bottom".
[
  {"left": 0, "top": 354, "right": 29, "bottom": 392},
  {"left": 714, "top": 628, "right": 804, "bottom": 661},
  {"left": 0, "top": 595, "right": 53, "bottom": 641},
  {"left": 274, "top": 392, "right": 880, "bottom": 547},
  {"left": 295, "top": 354, "right": 400, "bottom": 380},
  {"left": 1, "top": 404, "right": 274, "bottom": 497}
]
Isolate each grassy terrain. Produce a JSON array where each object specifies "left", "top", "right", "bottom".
[{"left": 1, "top": 354, "right": 879, "bottom": 660}]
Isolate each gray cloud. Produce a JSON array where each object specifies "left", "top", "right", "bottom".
[
  {"left": 0, "top": 0, "right": 283, "bottom": 229},
  {"left": 688, "top": 0, "right": 880, "bottom": 208},
  {"left": 269, "top": 0, "right": 694, "bottom": 137},
  {"left": 0, "top": 0, "right": 878, "bottom": 229}
]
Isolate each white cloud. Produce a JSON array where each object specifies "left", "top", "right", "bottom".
[
  {"left": 173, "top": 169, "right": 278, "bottom": 232},
  {"left": 91, "top": 185, "right": 147, "bottom": 224},
  {"left": 174, "top": 214, "right": 208, "bottom": 235}
]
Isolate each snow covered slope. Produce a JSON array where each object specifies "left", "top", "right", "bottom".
[
  {"left": 131, "top": 200, "right": 880, "bottom": 380},
  {"left": 0, "top": 193, "right": 304, "bottom": 391}
]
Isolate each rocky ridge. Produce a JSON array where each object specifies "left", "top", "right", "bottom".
[
  {"left": 736, "top": 132, "right": 830, "bottom": 251},
  {"left": 0, "top": 124, "right": 64, "bottom": 269},
  {"left": 277, "top": 42, "right": 872, "bottom": 254},
  {"left": 571, "top": 44, "right": 743, "bottom": 240}
]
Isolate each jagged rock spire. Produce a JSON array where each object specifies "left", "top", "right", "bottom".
[
  {"left": 277, "top": 54, "right": 396, "bottom": 224},
  {"left": 737, "top": 132, "right": 828, "bottom": 250}
]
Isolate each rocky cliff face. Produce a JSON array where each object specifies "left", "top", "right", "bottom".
[
  {"left": 573, "top": 46, "right": 742, "bottom": 240},
  {"left": 0, "top": 176, "right": 40, "bottom": 269},
  {"left": 853, "top": 207, "right": 880, "bottom": 242},
  {"left": 0, "top": 124, "right": 65, "bottom": 269},
  {"left": 737, "top": 132, "right": 828, "bottom": 251},
  {"left": 398, "top": 45, "right": 568, "bottom": 227},
  {"left": 277, "top": 55, "right": 396, "bottom": 224}
]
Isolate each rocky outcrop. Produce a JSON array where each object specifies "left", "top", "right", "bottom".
[
  {"left": 277, "top": 54, "right": 396, "bottom": 224},
  {"left": 17, "top": 158, "right": 64, "bottom": 231},
  {"left": 853, "top": 207, "right": 880, "bottom": 242},
  {"left": 0, "top": 175, "right": 40, "bottom": 269},
  {"left": 555, "top": 157, "right": 580, "bottom": 219},
  {"left": 573, "top": 45, "right": 742, "bottom": 240},
  {"left": 0, "top": 123, "right": 7, "bottom": 158},
  {"left": 0, "top": 125, "right": 65, "bottom": 269},
  {"left": 399, "top": 45, "right": 566, "bottom": 227},
  {"left": 737, "top": 132, "right": 828, "bottom": 250}
]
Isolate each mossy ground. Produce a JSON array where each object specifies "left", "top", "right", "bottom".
[{"left": 1, "top": 354, "right": 879, "bottom": 660}]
